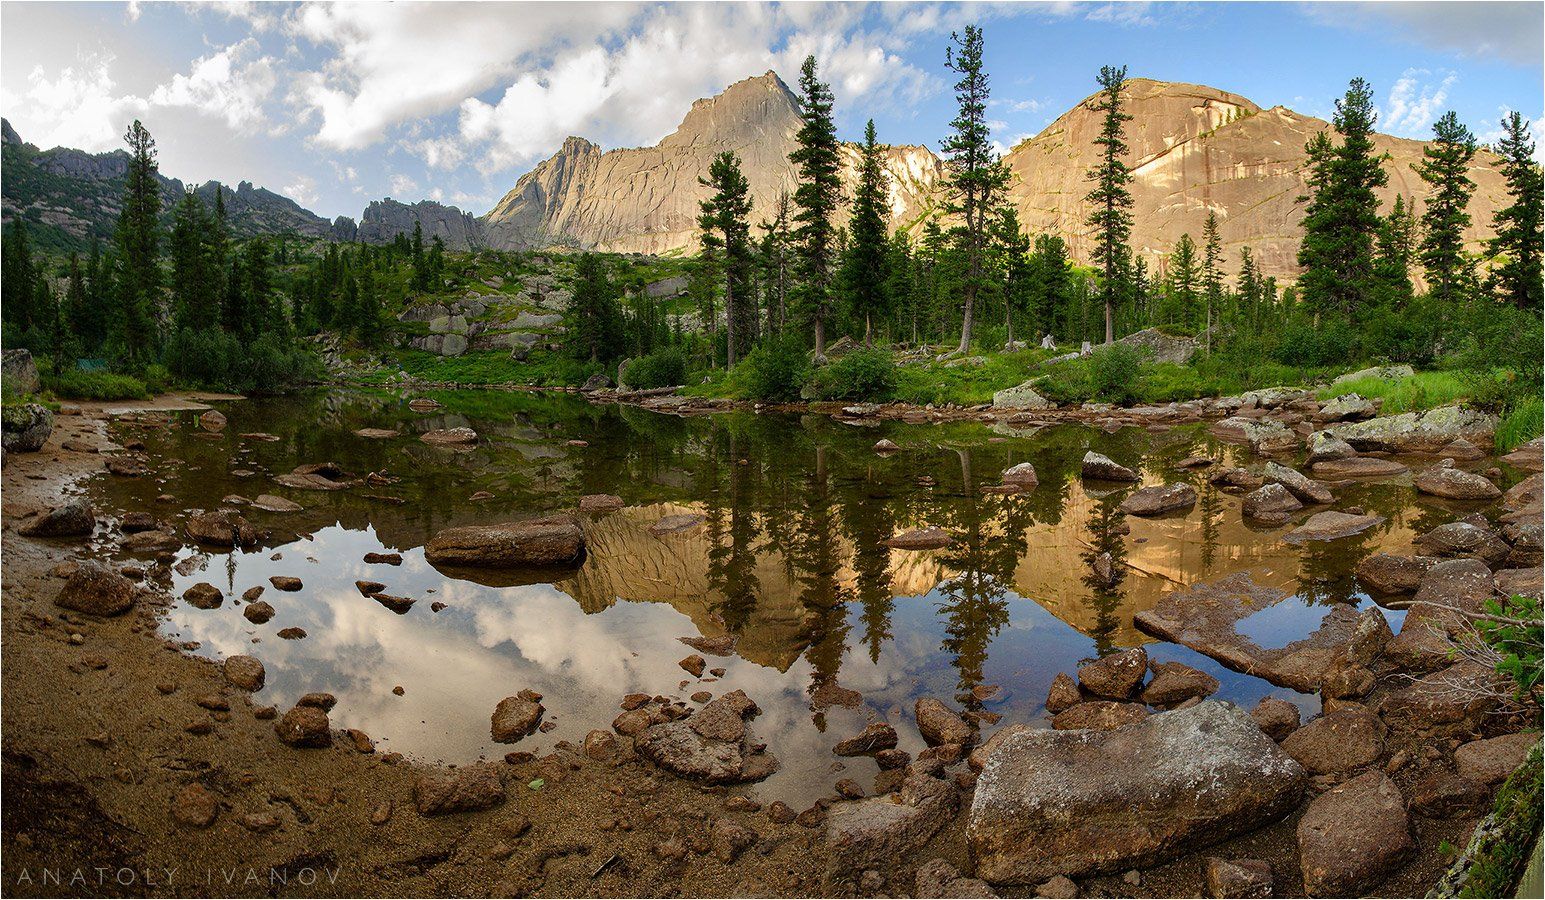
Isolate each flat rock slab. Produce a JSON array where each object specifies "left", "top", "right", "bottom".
[
  {"left": 885, "top": 527, "right": 952, "bottom": 550},
  {"left": 1308, "top": 457, "right": 1409, "bottom": 478},
  {"left": 274, "top": 462, "right": 361, "bottom": 491},
  {"left": 968, "top": 701, "right": 1305, "bottom": 883},
  {"left": 1118, "top": 483, "right": 1197, "bottom": 517},
  {"left": 1282, "top": 510, "right": 1385, "bottom": 543},
  {"left": 826, "top": 773, "right": 960, "bottom": 872},
  {"left": 424, "top": 515, "right": 584, "bottom": 568},
  {"left": 1133, "top": 573, "right": 1390, "bottom": 692}
]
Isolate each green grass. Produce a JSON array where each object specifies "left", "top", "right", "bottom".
[
  {"left": 1454, "top": 746, "right": 1542, "bottom": 898},
  {"left": 364, "top": 348, "right": 601, "bottom": 388},
  {"left": 1316, "top": 371, "right": 1469, "bottom": 414},
  {"left": 41, "top": 370, "right": 151, "bottom": 401},
  {"left": 890, "top": 350, "right": 1052, "bottom": 406},
  {"left": 1497, "top": 396, "right": 1544, "bottom": 453}
]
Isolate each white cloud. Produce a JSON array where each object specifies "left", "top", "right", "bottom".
[
  {"left": 1478, "top": 107, "right": 1545, "bottom": 162},
  {"left": 388, "top": 172, "right": 418, "bottom": 197},
  {"left": 1085, "top": 2, "right": 1158, "bottom": 28},
  {"left": 6, "top": 58, "right": 148, "bottom": 151},
  {"left": 1382, "top": 67, "right": 1458, "bottom": 137},
  {"left": 148, "top": 38, "right": 278, "bottom": 132},
  {"left": 283, "top": 174, "right": 319, "bottom": 207},
  {"left": 1303, "top": 1, "right": 1543, "bottom": 67}
]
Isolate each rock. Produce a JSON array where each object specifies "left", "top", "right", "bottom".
[
  {"left": 1280, "top": 708, "right": 1385, "bottom": 775},
  {"left": 356, "top": 580, "right": 387, "bottom": 596},
  {"left": 123, "top": 528, "right": 181, "bottom": 553},
  {"left": 1119, "top": 483, "right": 1197, "bottom": 517},
  {"left": 579, "top": 493, "right": 624, "bottom": 513},
  {"left": 424, "top": 515, "right": 585, "bottom": 568},
  {"left": 274, "top": 462, "right": 361, "bottom": 490},
  {"left": 105, "top": 456, "right": 148, "bottom": 477},
  {"left": 1204, "top": 858, "right": 1273, "bottom": 899},
  {"left": 1051, "top": 701, "right": 1150, "bottom": 731},
  {"left": 580, "top": 373, "right": 611, "bottom": 392},
  {"left": 711, "top": 819, "right": 758, "bottom": 863},
  {"left": 1332, "top": 364, "right": 1414, "bottom": 385},
  {"left": 2, "top": 348, "right": 41, "bottom": 395},
  {"left": 1501, "top": 437, "right": 1545, "bottom": 472},
  {"left": 1035, "top": 875, "right": 1079, "bottom": 899},
  {"left": 198, "top": 410, "right": 227, "bottom": 432},
  {"left": 55, "top": 560, "right": 136, "bottom": 616},
  {"left": 491, "top": 696, "right": 545, "bottom": 743},
  {"left": 824, "top": 771, "right": 960, "bottom": 871},
  {"left": 241, "top": 812, "right": 280, "bottom": 833},
  {"left": 274, "top": 706, "right": 331, "bottom": 748},
  {"left": 915, "top": 699, "right": 971, "bottom": 746},
  {"left": 1355, "top": 553, "right": 1437, "bottom": 595},
  {"left": 873, "top": 438, "right": 900, "bottom": 452},
  {"left": 582, "top": 729, "right": 617, "bottom": 759},
  {"left": 252, "top": 494, "right": 303, "bottom": 513},
  {"left": 1045, "top": 673, "right": 1082, "bottom": 714},
  {"left": 120, "top": 511, "right": 159, "bottom": 533},
  {"left": 269, "top": 575, "right": 303, "bottom": 591},
  {"left": 915, "top": 858, "right": 999, "bottom": 899},
  {"left": 19, "top": 498, "right": 95, "bottom": 537},
  {"left": 1177, "top": 455, "right": 1215, "bottom": 469},
  {"left": 1440, "top": 438, "right": 1488, "bottom": 460},
  {"left": 1414, "top": 521, "right": 1510, "bottom": 566},
  {"left": 172, "top": 783, "right": 219, "bottom": 828},
  {"left": 354, "top": 428, "right": 400, "bottom": 439},
  {"left": 1414, "top": 460, "right": 1501, "bottom": 500},
  {"left": 1263, "top": 461, "right": 1332, "bottom": 504},
  {"left": 1322, "top": 662, "right": 1375, "bottom": 699},
  {"left": 243, "top": 601, "right": 275, "bottom": 624},
  {"left": 635, "top": 690, "right": 777, "bottom": 784},
  {"left": 1210, "top": 467, "right": 1264, "bottom": 490},
  {"left": 1134, "top": 573, "right": 1390, "bottom": 692},
  {"left": 1282, "top": 510, "right": 1384, "bottom": 543},
  {"left": 1308, "top": 456, "right": 1409, "bottom": 478},
  {"left": 414, "top": 764, "right": 506, "bottom": 815},
  {"left": 1327, "top": 405, "right": 1496, "bottom": 454},
  {"left": 182, "top": 582, "right": 224, "bottom": 609},
  {"left": 1076, "top": 647, "right": 1148, "bottom": 699},
  {"left": 1241, "top": 484, "right": 1301, "bottom": 524},
  {"left": 968, "top": 701, "right": 1306, "bottom": 883},
  {"left": 186, "top": 508, "right": 260, "bottom": 546},
  {"left": 1001, "top": 462, "right": 1039, "bottom": 486},
  {"left": 224, "top": 655, "right": 266, "bottom": 691},
  {"left": 1296, "top": 772, "right": 1413, "bottom": 897},
  {"left": 421, "top": 427, "right": 479, "bottom": 446},
  {"left": 1140, "top": 662, "right": 1219, "bottom": 708},
  {"left": 1411, "top": 770, "right": 1490, "bottom": 817},
  {"left": 1307, "top": 430, "right": 1358, "bottom": 463},
  {"left": 1081, "top": 452, "right": 1139, "bottom": 482},
  {"left": 885, "top": 527, "right": 952, "bottom": 550},
  {"left": 992, "top": 381, "right": 1056, "bottom": 410},
  {"left": 1250, "top": 698, "right": 1301, "bottom": 741},
  {"left": 1496, "top": 566, "right": 1544, "bottom": 600},
  {"left": 1410, "top": 558, "right": 1495, "bottom": 621},
  {"left": 1377, "top": 662, "right": 1506, "bottom": 732},
  {"left": 1318, "top": 393, "right": 1378, "bottom": 422},
  {"left": 679, "top": 654, "right": 706, "bottom": 678},
  {"left": 833, "top": 722, "right": 898, "bottom": 756},
  {"left": 1210, "top": 417, "right": 1299, "bottom": 453},
  {"left": 648, "top": 513, "right": 704, "bottom": 537},
  {"left": 1, "top": 403, "right": 53, "bottom": 453},
  {"left": 1114, "top": 327, "right": 1197, "bottom": 364},
  {"left": 1454, "top": 732, "right": 1539, "bottom": 785},
  {"left": 364, "top": 552, "right": 403, "bottom": 565}
]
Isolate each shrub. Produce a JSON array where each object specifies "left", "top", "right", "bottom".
[
  {"left": 43, "top": 369, "right": 150, "bottom": 401},
  {"left": 1275, "top": 316, "right": 1355, "bottom": 367},
  {"left": 164, "top": 328, "right": 323, "bottom": 394},
  {"left": 1085, "top": 344, "right": 1143, "bottom": 405},
  {"left": 1497, "top": 396, "right": 1543, "bottom": 454},
  {"left": 624, "top": 347, "right": 688, "bottom": 390},
  {"left": 806, "top": 348, "right": 897, "bottom": 401},
  {"left": 737, "top": 339, "right": 809, "bottom": 403}
]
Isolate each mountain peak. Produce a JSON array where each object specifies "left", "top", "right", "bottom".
[{"left": 660, "top": 70, "right": 801, "bottom": 149}]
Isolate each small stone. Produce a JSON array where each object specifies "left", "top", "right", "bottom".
[
  {"left": 243, "top": 601, "right": 275, "bottom": 624},
  {"left": 679, "top": 654, "right": 706, "bottom": 677},
  {"left": 274, "top": 705, "right": 331, "bottom": 748},
  {"left": 1036, "top": 875, "right": 1078, "bottom": 899},
  {"left": 276, "top": 627, "right": 307, "bottom": 640},
  {"left": 1205, "top": 857, "right": 1272, "bottom": 899},
  {"left": 766, "top": 801, "right": 797, "bottom": 824},
  {"left": 833, "top": 722, "right": 899, "bottom": 756},
  {"left": 711, "top": 819, "right": 757, "bottom": 863},
  {"left": 915, "top": 698, "right": 971, "bottom": 747},
  {"left": 223, "top": 655, "right": 266, "bottom": 691},
  {"left": 1076, "top": 647, "right": 1148, "bottom": 700},
  {"left": 269, "top": 575, "right": 303, "bottom": 591},
  {"left": 171, "top": 783, "right": 219, "bottom": 828},
  {"left": 370, "top": 801, "right": 393, "bottom": 825},
  {"left": 242, "top": 812, "right": 280, "bottom": 833}
]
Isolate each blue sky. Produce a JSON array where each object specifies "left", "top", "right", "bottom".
[{"left": 2, "top": 2, "right": 1540, "bottom": 222}]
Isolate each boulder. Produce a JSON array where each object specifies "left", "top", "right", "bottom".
[
  {"left": 1, "top": 402, "right": 54, "bottom": 452},
  {"left": 123, "top": 529, "right": 181, "bottom": 554},
  {"left": 1081, "top": 452, "right": 1139, "bottom": 482},
  {"left": 968, "top": 701, "right": 1306, "bottom": 883},
  {"left": 224, "top": 655, "right": 266, "bottom": 691},
  {"left": 1263, "top": 461, "right": 1332, "bottom": 504},
  {"left": 490, "top": 695, "right": 545, "bottom": 743},
  {"left": 274, "top": 705, "right": 332, "bottom": 748},
  {"left": 1280, "top": 707, "right": 1385, "bottom": 775},
  {"left": 1001, "top": 462, "right": 1039, "bottom": 486},
  {"left": 54, "top": 560, "right": 136, "bottom": 616},
  {"left": 421, "top": 427, "right": 478, "bottom": 446},
  {"left": 1113, "top": 327, "right": 1196, "bottom": 364},
  {"left": 578, "top": 494, "right": 624, "bottom": 513},
  {"left": 1411, "top": 770, "right": 1491, "bottom": 817},
  {"left": 19, "top": 498, "right": 95, "bottom": 537},
  {"left": 1332, "top": 364, "right": 1414, "bottom": 385},
  {"left": 1282, "top": 511, "right": 1384, "bottom": 544},
  {"left": 1308, "top": 457, "right": 1409, "bottom": 478},
  {"left": 915, "top": 699, "right": 971, "bottom": 747},
  {"left": 251, "top": 494, "right": 302, "bottom": 513},
  {"left": 1051, "top": 701, "right": 1150, "bottom": 731},
  {"left": 1241, "top": 483, "right": 1301, "bottom": 524},
  {"left": 1355, "top": 553, "right": 1437, "bottom": 595},
  {"left": 1306, "top": 430, "right": 1357, "bottom": 463},
  {"left": 1250, "top": 698, "right": 1301, "bottom": 741},
  {"left": 1318, "top": 394, "right": 1378, "bottom": 422},
  {"left": 915, "top": 858, "right": 999, "bottom": 899},
  {"left": 1377, "top": 662, "right": 1506, "bottom": 732},
  {"left": 1296, "top": 772, "right": 1413, "bottom": 897},
  {"left": 1414, "top": 460, "right": 1501, "bottom": 500},
  {"left": 2, "top": 348, "right": 41, "bottom": 394},
  {"left": 1500, "top": 437, "right": 1544, "bottom": 472},
  {"left": 1454, "top": 732, "right": 1539, "bottom": 785},
  {"left": 1045, "top": 673, "right": 1082, "bottom": 714},
  {"left": 274, "top": 462, "right": 360, "bottom": 491},
  {"left": 992, "top": 381, "right": 1055, "bottom": 410},
  {"left": 1140, "top": 661, "right": 1219, "bottom": 708},
  {"left": 1209, "top": 417, "right": 1298, "bottom": 453},
  {"left": 1439, "top": 438, "right": 1487, "bottom": 461},
  {"left": 635, "top": 690, "right": 778, "bottom": 784},
  {"left": 1414, "top": 521, "right": 1510, "bottom": 566},
  {"left": 1076, "top": 647, "right": 1148, "bottom": 699},
  {"left": 1327, "top": 405, "right": 1496, "bottom": 454},
  {"left": 424, "top": 515, "right": 584, "bottom": 568},
  {"left": 414, "top": 765, "right": 506, "bottom": 815},
  {"left": 833, "top": 722, "right": 899, "bottom": 756},
  {"left": 182, "top": 582, "right": 224, "bottom": 609},
  {"left": 885, "top": 527, "right": 952, "bottom": 550},
  {"left": 1496, "top": 566, "right": 1544, "bottom": 601},
  {"left": 826, "top": 772, "right": 960, "bottom": 872},
  {"left": 186, "top": 508, "right": 261, "bottom": 547},
  {"left": 580, "top": 373, "right": 611, "bottom": 392},
  {"left": 1118, "top": 483, "right": 1197, "bottom": 517},
  {"left": 1210, "top": 467, "right": 1265, "bottom": 491}
]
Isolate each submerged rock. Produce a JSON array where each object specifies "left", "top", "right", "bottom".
[
  {"left": 635, "top": 690, "right": 778, "bottom": 784},
  {"left": 424, "top": 515, "right": 585, "bottom": 568},
  {"left": 252, "top": 494, "right": 302, "bottom": 513},
  {"left": 420, "top": 427, "right": 479, "bottom": 446},
  {"left": 1309, "top": 456, "right": 1409, "bottom": 478},
  {"left": 490, "top": 695, "right": 545, "bottom": 743},
  {"left": 275, "top": 462, "right": 361, "bottom": 491},
  {"left": 186, "top": 508, "right": 260, "bottom": 547},
  {"left": 1118, "top": 483, "right": 1197, "bottom": 517},
  {"left": 1282, "top": 511, "right": 1385, "bottom": 543},
  {"left": 1263, "top": 461, "right": 1332, "bottom": 504},
  {"left": 1080, "top": 452, "right": 1139, "bottom": 482},
  {"left": 968, "top": 701, "right": 1305, "bottom": 883},
  {"left": 1414, "top": 460, "right": 1501, "bottom": 500},
  {"left": 1241, "top": 483, "right": 1301, "bottom": 524}
]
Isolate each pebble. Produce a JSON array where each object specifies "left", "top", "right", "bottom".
[
  {"left": 370, "top": 801, "right": 393, "bottom": 825},
  {"left": 171, "top": 783, "right": 219, "bottom": 828}
]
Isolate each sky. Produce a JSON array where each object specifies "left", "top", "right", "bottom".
[{"left": 2, "top": 1, "right": 1541, "bottom": 222}]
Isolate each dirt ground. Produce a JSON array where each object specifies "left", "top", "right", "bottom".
[{"left": 0, "top": 395, "right": 1497, "bottom": 898}]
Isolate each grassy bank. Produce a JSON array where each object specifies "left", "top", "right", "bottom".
[{"left": 1315, "top": 371, "right": 1469, "bottom": 414}]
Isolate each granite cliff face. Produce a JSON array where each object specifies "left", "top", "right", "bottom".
[
  {"left": 357, "top": 198, "right": 487, "bottom": 250},
  {"left": 481, "top": 71, "right": 943, "bottom": 254}
]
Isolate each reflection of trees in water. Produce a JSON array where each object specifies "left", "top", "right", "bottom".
[
  {"left": 841, "top": 464, "right": 897, "bottom": 665},
  {"left": 1198, "top": 481, "right": 1223, "bottom": 574},
  {"left": 792, "top": 447, "right": 853, "bottom": 725},
  {"left": 1078, "top": 492, "right": 1131, "bottom": 657},
  {"left": 703, "top": 431, "right": 763, "bottom": 634},
  {"left": 1295, "top": 536, "right": 1377, "bottom": 606}
]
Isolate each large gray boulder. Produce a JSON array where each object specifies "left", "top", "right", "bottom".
[
  {"left": 967, "top": 701, "right": 1305, "bottom": 883},
  {"left": 2, "top": 348, "right": 40, "bottom": 395},
  {"left": 1, "top": 402, "right": 53, "bottom": 453},
  {"left": 1327, "top": 405, "right": 1497, "bottom": 453},
  {"left": 991, "top": 381, "right": 1055, "bottom": 410},
  {"left": 1112, "top": 327, "right": 1196, "bottom": 364},
  {"left": 1332, "top": 364, "right": 1413, "bottom": 385}
]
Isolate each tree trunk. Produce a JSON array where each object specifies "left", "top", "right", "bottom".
[
  {"left": 957, "top": 286, "right": 974, "bottom": 355},
  {"left": 814, "top": 316, "right": 826, "bottom": 360},
  {"left": 1104, "top": 295, "right": 1114, "bottom": 345},
  {"left": 864, "top": 313, "right": 872, "bottom": 348}
]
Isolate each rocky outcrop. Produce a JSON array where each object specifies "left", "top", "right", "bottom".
[
  {"left": 357, "top": 198, "right": 485, "bottom": 250},
  {"left": 634, "top": 690, "right": 779, "bottom": 784},
  {"left": 1080, "top": 452, "right": 1139, "bottom": 482},
  {"left": 2, "top": 348, "right": 40, "bottom": 395},
  {"left": 1327, "top": 406, "right": 1498, "bottom": 454},
  {"left": 968, "top": 701, "right": 1305, "bottom": 883},
  {"left": 1119, "top": 483, "right": 1197, "bottom": 517},
  {"left": 1112, "top": 328, "right": 1196, "bottom": 364},
  {"left": 991, "top": 381, "right": 1055, "bottom": 410}
]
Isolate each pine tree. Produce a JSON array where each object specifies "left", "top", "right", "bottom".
[
  {"left": 1296, "top": 78, "right": 1387, "bottom": 319},
  {"left": 78, "top": 239, "right": 109, "bottom": 351},
  {"left": 1201, "top": 210, "right": 1224, "bottom": 342},
  {"left": 758, "top": 191, "right": 794, "bottom": 338},
  {"left": 1236, "top": 246, "right": 1261, "bottom": 326},
  {"left": 995, "top": 207, "right": 1033, "bottom": 346},
  {"left": 843, "top": 120, "right": 891, "bottom": 346},
  {"left": 170, "top": 190, "right": 218, "bottom": 331},
  {"left": 564, "top": 253, "right": 624, "bottom": 363},
  {"left": 1488, "top": 111, "right": 1543, "bottom": 311},
  {"left": 1030, "top": 234, "right": 1071, "bottom": 341},
  {"left": 1084, "top": 65, "right": 1134, "bottom": 344},
  {"left": 698, "top": 151, "right": 757, "bottom": 366},
  {"left": 939, "top": 26, "right": 1012, "bottom": 354},
  {"left": 428, "top": 236, "right": 446, "bottom": 287},
  {"left": 1164, "top": 234, "right": 1200, "bottom": 328},
  {"left": 1417, "top": 111, "right": 1477, "bottom": 305},
  {"left": 788, "top": 54, "right": 843, "bottom": 358},
  {"left": 1, "top": 217, "right": 36, "bottom": 332},
  {"left": 355, "top": 265, "right": 383, "bottom": 346},
  {"left": 111, "top": 121, "right": 163, "bottom": 367},
  {"left": 410, "top": 221, "right": 428, "bottom": 291},
  {"left": 1374, "top": 195, "right": 1417, "bottom": 306}
]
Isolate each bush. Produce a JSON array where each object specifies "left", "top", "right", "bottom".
[
  {"left": 43, "top": 369, "right": 150, "bottom": 401},
  {"left": 1085, "top": 344, "right": 1143, "bottom": 405},
  {"left": 164, "top": 328, "right": 323, "bottom": 394},
  {"left": 736, "top": 339, "right": 809, "bottom": 403},
  {"left": 1497, "top": 396, "right": 1543, "bottom": 454},
  {"left": 806, "top": 348, "right": 897, "bottom": 401},
  {"left": 1274, "top": 316, "right": 1355, "bottom": 367},
  {"left": 624, "top": 347, "right": 688, "bottom": 390}
]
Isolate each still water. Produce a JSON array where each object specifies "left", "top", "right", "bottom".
[{"left": 88, "top": 389, "right": 1450, "bottom": 805}]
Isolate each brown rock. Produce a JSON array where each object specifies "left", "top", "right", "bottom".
[
  {"left": 1410, "top": 771, "right": 1490, "bottom": 817},
  {"left": 186, "top": 508, "right": 260, "bottom": 546},
  {"left": 679, "top": 654, "right": 706, "bottom": 677},
  {"left": 579, "top": 493, "right": 625, "bottom": 513},
  {"left": 1296, "top": 771, "right": 1413, "bottom": 897},
  {"left": 491, "top": 696, "right": 545, "bottom": 743},
  {"left": 172, "top": 783, "right": 219, "bottom": 828},
  {"left": 1355, "top": 553, "right": 1437, "bottom": 595},
  {"left": 364, "top": 552, "right": 403, "bottom": 565},
  {"left": 54, "top": 560, "right": 136, "bottom": 616},
  {"left": 1415, "top": 521, "right": 1511, "bottom": 566},
  {"left": 1414, "top": 460, "right": 1501, "bottom": 500},
  {"left": 424, "top": 515, "right": 585, "bottom": 568},
  {"left": 182, "top": 582, "right": 224, "bottom": 609},
  {"left": 274, "top": 705, "right": 331, "bottom": 748},
  {"left": 833, "top": 722, "right": 898, "bottom": 756},
  {"left": 243, "top": 601, "right": 275, "bottom": 624},
  {"left": 1280, "top": 708, "right": 1385, "bottom": 775},
  {"left": 223, "top": 655, "right": 266, "bottom": 691},
  {"left": 1076, "top": 647, "right": 1148, "bottom": 699},
  {"left": 269, "top": 575, "right": 303, "bottom": 591},
  {"left": 1140, "top": 661, "right": 1219, "bottom": 708},
  {"left": 1118, "top": 483, "right": 1197, "bottom": 517},
  {"left": 1241, "top": 483, "right": 1301, "bottom": 524},
  {"left": 1308, "top": 457, "right": 1410, "bottom": 478},
  {"left": 1282, "top": 510, "right": 1385, "bottom": 543},
  {"left": 915, "top": 698, "right": 971, "bottom": 746},
  {"left": 1250, "top": 698, "right": 1301, "bottom": 741},
  {"left": 1081, "top": 451, "right": 1139, "bottom": 482},
  {"left": 1051, "top": 701, "right": 1150, "bottom": 731},
  {"left": 1454, "top": 732, "right": 1540, "bottom": 785},
  {"left": 711, "top": 819, "right": 758, "bottom": 863},
  {"left": 19, "top": 498, "right": 95, "bottom": 537},
  {"left": 1045, "top": 672, "right": 1082, "bottom": 714},
  {"left": 885, "top": 527, "right": 952, "bottom": 550},
  {"left": 1204, "top": 858, "right": 1272, "bottom": 899},
  {"left": 414, "top": 765, "right": 506, "bottom": 815},
  {"left": 421, "top": 427, "right": 479, "bottom": 446}
]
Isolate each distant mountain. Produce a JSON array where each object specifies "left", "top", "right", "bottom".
[{"left": 0, "top": 118, "right": 337, "bottom": 251}]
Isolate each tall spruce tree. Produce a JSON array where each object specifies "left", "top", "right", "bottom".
[
  {"left": 1296, "top": 78, "right": 1387, "bottom": 320},
  {"left": 994, "top": 207, "right": 1032, "bottom": 345},
  {"left": 1164, "top": 234, "right": 1200, "bottom": 328},
  {"left": 1488, "top": 111, "right": 1543, "bottom": 310},
  {"left": 1, "top": 218, "right": 36, "bottom": 332},
  {"left": 1374, "top": 195, "right": 1417, "bottom": 306},
  {"left": 1084, "top": 65, "right": 1134, "bottom": 344},
  {"left": 111, "top": 120, "right": 162, "bottom": 367},
  {"left": 758, "top": 191, "right": 794, "bottom": 338},
  {"left": 564, "top": 253, "right": 624, "bottom": 364},
  {"left": 1417, "top": 111, "right": 1477, "bottom": 305},
  {"left": 844, "top": 120, "right": 891, "bottom": 345},
  {"left": 939, "top": 25, "right": 1012, "bottom": 354},
  {"left": 698, "top": 151, "right": 757, "bottom": 366},
  {"left": 1200, "top": 210, "right": 1224, "bottom": 343},
  {"left": 788, "top": 54, "right": 843, "bottom": 358},
  {"left": 1029, "top": 234, "right": 1071, "bottom": 340}
]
